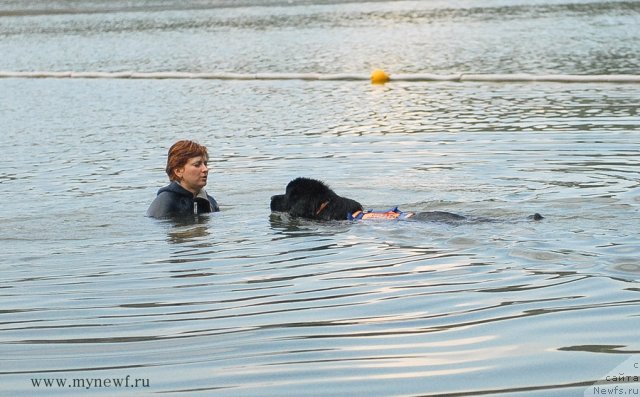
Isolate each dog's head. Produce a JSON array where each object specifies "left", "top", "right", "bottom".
[
  {"left": 270, "top": 177, "right": 333, "bottom": 214},
  {"left": 270, "top": 177, "right": 363, "bottom": 220}
]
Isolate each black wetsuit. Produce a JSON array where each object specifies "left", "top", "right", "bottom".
[{"left": 146, "top": 181, "right": 219, "bottom": 218}]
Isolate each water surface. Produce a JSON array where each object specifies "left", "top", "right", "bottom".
[{"left": 1, "top": 1, "right": 639, "bottom": 396}]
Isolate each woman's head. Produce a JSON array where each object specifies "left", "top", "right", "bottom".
[
  {"left": 166, "top": 140, "right": 210, "bottom": 194},
  {"left": 166, "top": 140, "right": 208, "bottom": 181}
]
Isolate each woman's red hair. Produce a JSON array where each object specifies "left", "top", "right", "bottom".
[{"left": 165, "top": 140, "right": 209, "bottom": 181}]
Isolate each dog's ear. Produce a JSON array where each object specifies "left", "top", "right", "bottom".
[
  {"left": 289, "top": 195, "right": 323, "bottom": 219},
  {"left": 287, "top": 181, "right": 329, "bottom": 219}
]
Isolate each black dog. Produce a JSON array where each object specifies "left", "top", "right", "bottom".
[
  {"left": 270, "top": 177, "right": 542, "bottom": 222},
  {"left": 271, "top": 177, "right": 364, "bottom": 221}
]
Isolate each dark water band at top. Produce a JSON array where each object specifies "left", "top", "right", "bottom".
[
  {"left": 0, "top": 0, "right": 381, "bottom": 16},
  {"left": 2, "top": 71, "right": 640, "bottom": 83},
  {"left": 0, "top": 0, "right": 637, "bottom": 16}
]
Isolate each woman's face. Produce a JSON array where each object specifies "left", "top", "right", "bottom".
[{"left": 175, "top": 155, "right": 209, "bottom": 195}]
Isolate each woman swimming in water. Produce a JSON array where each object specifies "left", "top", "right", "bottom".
[{"left": 147, "top": 140, "right": 220, "bottom": 218}]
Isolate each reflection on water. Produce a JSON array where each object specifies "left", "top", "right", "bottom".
[
  {"left": 1, "top": 0, "right": 640, "bottom": 395},
  {"left": 165, "top": 216, "right": 214, "bottom": 245}
]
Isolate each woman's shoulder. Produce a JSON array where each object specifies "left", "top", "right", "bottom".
[
  {"left": 195, "top": 189, "right": 220, "bottom": 212},
  {"left": 146, "top": 182, "right": 191, "bottom": 218}
]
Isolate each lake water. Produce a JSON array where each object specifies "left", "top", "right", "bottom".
[{"left": 1, "top": 1, "right": 639, "bottom": 396}]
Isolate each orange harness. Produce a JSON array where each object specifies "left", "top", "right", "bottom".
[{"left": 349, "top": 207, "right": 414, "bottom": 221}]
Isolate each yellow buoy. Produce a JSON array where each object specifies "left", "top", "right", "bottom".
[{"left": 370, "top": 69, "right": 390, "bottom": 84}]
